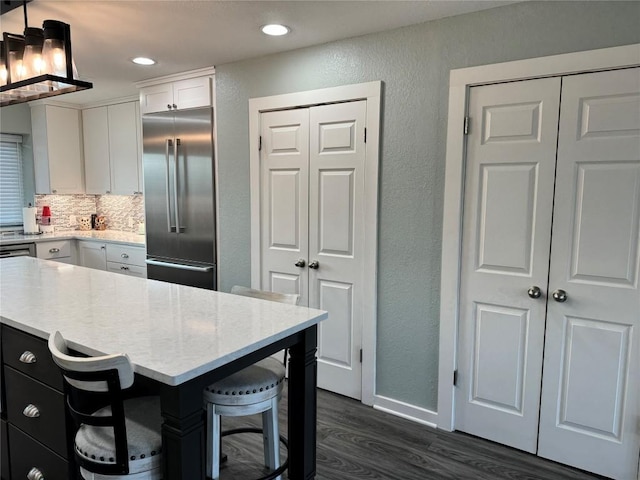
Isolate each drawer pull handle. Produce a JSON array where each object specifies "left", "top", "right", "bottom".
[
  {"left": 49, "top": 247, "right": 60, "bottom": 253},
  {"left": 121, "top": 253, "right": 129, "bottom": 259},
  {"left": 120, "top": 266, "right": 130, "bottom": 271},
  {"left": 19, "top": 351, "right": 37, "bottom": 364},
  {"left": 23, "top": 404, "right": 41, "bottom": 418},
  {"left": 27, "top": 467, "right": 45, "bottom": 480}
]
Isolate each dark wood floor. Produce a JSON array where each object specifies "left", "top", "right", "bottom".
[{"left": 218, "top": 384, "right": 603, "bottom": 479}]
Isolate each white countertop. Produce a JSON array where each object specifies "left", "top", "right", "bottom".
[
  {"left": 0, "top": 230, "right": 145, "bottom": 247},
  {"left": 0, "top": 257, "right": 327, "bottom": 386}
]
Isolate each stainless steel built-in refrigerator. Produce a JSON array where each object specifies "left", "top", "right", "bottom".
[{"left": 142, "top": 107, "right": 216, "bottom": 289}]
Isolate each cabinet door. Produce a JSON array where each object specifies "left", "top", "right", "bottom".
[
  {"left": 172, "top": 77, "right": 211, "bottom": 110},
  {"left": 109, "top": 102, "right": 141, "bottom": 195},
  {"left": 83, "top": 106, "right": 112, "bottom": 194},
  {"left": 139, "top": 83, "right": 173, "bottom": 115},
  {"left": 78, "top": 241, "right": 107, "bottom": 270},
  {"left": 32, "top": 105, "right": 85, "bottom": 194},
  {"left": 46, "top": 106, "right": 84, "bottom": 193}
]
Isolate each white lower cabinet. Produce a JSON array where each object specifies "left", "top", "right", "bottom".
[
  {"left": 77, "top": 241, "right": 146, "bottom": 277},
  {"left": 77, "top": 241, "right": 107, "bottom": 270},
  {"left": 105, "top": 243, "right": 147, "bottom": 278}
]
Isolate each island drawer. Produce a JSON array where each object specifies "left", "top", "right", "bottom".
[
  {"left": 9, "top": 424, "right": 69, "bottom": 480},
  {"left": 106, "top": 243, "right": 146, "bottom": 266},
  {"left": 4, "top": 366, "right": 67, "bottom": 458},
  {"left": 1, "top": 325, "right": 63, "bottom": 390}
]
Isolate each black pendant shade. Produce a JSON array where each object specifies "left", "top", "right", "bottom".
[{"left": 0, "top": 3, "right": 92, "bottom": 107}]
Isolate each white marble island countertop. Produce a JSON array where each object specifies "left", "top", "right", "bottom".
[
  {"left": 0, "top": 257, "right": 327, "bottom": 385},
  {"left": 0, "top": 229, "right": 145, "bottom": 247}
]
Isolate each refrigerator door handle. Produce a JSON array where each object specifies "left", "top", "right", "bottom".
[
  {"left": 173, "top": 138, "right": 183, "bottom": 233},
  {"left": 165, "top": 139, "right": 175, "bottom": 233},
  {"left": 146, "top": 258, "right": 213, "bottom": 272}
]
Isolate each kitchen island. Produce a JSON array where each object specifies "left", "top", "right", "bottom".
[{"left": 0, "top": 257, "right": 327, "bottom": 479}]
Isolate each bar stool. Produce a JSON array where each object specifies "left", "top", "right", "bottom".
[
  {"left": 48, "top": 331, "right": 163, "bottom": 480},
  {"left": 203, "top": 286, "right": 299, "bottom": 480}
]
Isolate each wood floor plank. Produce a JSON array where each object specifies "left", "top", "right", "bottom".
[{"left": 215, "top": 385, "right": 604, "bottom": 479}]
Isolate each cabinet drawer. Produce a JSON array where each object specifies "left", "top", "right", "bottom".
[
  {"left": 2, "top": 326, "right": 63, "bottom": 390},
  {"left": 9, "top": 424, "right": 69, "bottom": 480},
  {"left": 36, "top": 240, "right": 71, "bottom": 260},
  {"left": 1, "top": 419, "right": 9, "bottom": 480},
  {"left": 106, "top": 243, "right": 145, "bottom": 266},
  {"left": 106, "top": 261, "right": 147, "bottom": 278},
  {"left": 5, "top": 367, "right": 67, "bottom": 458}
]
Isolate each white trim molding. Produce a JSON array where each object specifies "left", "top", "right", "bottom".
[
  {"left": 248, "top": 81, "right": 381, "bottom": 406},
  {"left": 134, "top": 66, "right": 215, "bottom": 88},
  {"left": 374, "top": 395, "right": 438, "bottom": 429},
  {"left": 437, "top": 43, "right": 640, "bottom": 432}
]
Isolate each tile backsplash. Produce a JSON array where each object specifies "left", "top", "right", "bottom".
[{"left": 35, "top": 194, "right": 145, "bottom": 232}]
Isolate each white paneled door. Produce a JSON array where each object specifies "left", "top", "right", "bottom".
[
  {"left": 260, "top": 109, "right": 310, "bottom": 305},
  {"left": 458, "top": 68, "right": 640, "bottom": 479},
  {"left": 456, "top": 77, "right": 562, "bottom": 452},
  {"left": 538, "top": 68, "right": 640, "bottom": 479},
  {"left": 260, "top": 101, "right": 367, "bottom": 400}
]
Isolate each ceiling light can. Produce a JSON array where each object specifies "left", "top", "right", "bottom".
[
  {"left": 132, "top": 57, "right": 156, "bottom": 66},
  {"left": 261, "top": 24, "right": 290, "bottom": 36}
]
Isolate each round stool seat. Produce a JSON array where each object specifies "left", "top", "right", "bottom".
[
  {"left": 75, "top": 396, "right": 162, "bottom": 475},
  {"left": 204, "top": 358, "right": 285, "bottom": 407}
]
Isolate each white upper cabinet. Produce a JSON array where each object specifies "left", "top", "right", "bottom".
[
  {"left": 83, "top": 101, "right": 142, "bottom": 195},
  {"left": 139, "top": 76, "right": 212, "bottom": 114},
  {"left": 31, "top": 104, "right": 85, "bottom": 194},
  {"left": 82, "top": 106, "right": 111, "bottom": 194}
]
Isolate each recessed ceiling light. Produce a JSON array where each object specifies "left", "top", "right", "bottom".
[
  {"left": 261, "top": 24, "right": 290, "bottom": 36},
  {"left": 132, "top": 57, "right": 156, "bottom": 66}
]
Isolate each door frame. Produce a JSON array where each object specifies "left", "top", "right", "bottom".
[
  {"left": 437, "top": 44, "right": 640, "bottom": 431},
  {"left": 249, "top": 81, "right": 381, "bottom": 406}
]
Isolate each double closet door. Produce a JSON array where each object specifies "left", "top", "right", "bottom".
[
  {"left": 456, "top": 68, "right": 639, "bottom": 480},
  {"left": 259, "top": 101, "right": 367, "bottom": 400}
]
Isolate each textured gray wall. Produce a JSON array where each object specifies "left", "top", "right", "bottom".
[{"left": 214, "top": 1, "right": 640, "bottom": 411}]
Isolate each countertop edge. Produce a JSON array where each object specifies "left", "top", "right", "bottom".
[
  {"left": 1, "top": 312, "right": 328, "bottom": 386},
  {"left": 0, "top": 230, "right": 145, "bottom": 247}
]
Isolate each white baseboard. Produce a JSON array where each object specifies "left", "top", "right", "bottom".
[{"left": 373, "top": 394, "right": 438, "bottom": 429}]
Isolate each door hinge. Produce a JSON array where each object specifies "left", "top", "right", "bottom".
[
  {"left": 258, "top": 135, "right": 262, "bottom": 151},
  {"left": 453, "top": 369, "right": 458, "bottom": 386},
  {"left": 463, "top": 117, "right": 470, "bottom": 135},
  {"left": 364, "top": 128, "right": 367, "bottom": 143},
  {"left": 359, "top": 349, "right": 363, "bottom": 363}
]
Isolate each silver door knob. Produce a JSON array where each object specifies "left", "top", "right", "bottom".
[
  {"left": 552, "top": 289, "right": 568, "bottom": 302},
  {"left": 527, "top": 286, "right": 542, "bottom": 299},
  {"left": 309, "top": 260, "right": 319, "bottom": 269},
  {"left": 294, "top": 259, "right": 306, "bottom": 267}
]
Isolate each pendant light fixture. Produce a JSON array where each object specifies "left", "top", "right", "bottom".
[{"left": 0, "top": 1, "right": 92, "bottom": 107}]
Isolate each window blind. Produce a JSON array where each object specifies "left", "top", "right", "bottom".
[{"left": 0, "top": 134, "right": 25, "bottom": 228}]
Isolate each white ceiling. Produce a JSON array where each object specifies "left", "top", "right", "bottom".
[{"left": 2, "top": 0, "right": 519, "bottom": 105}]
